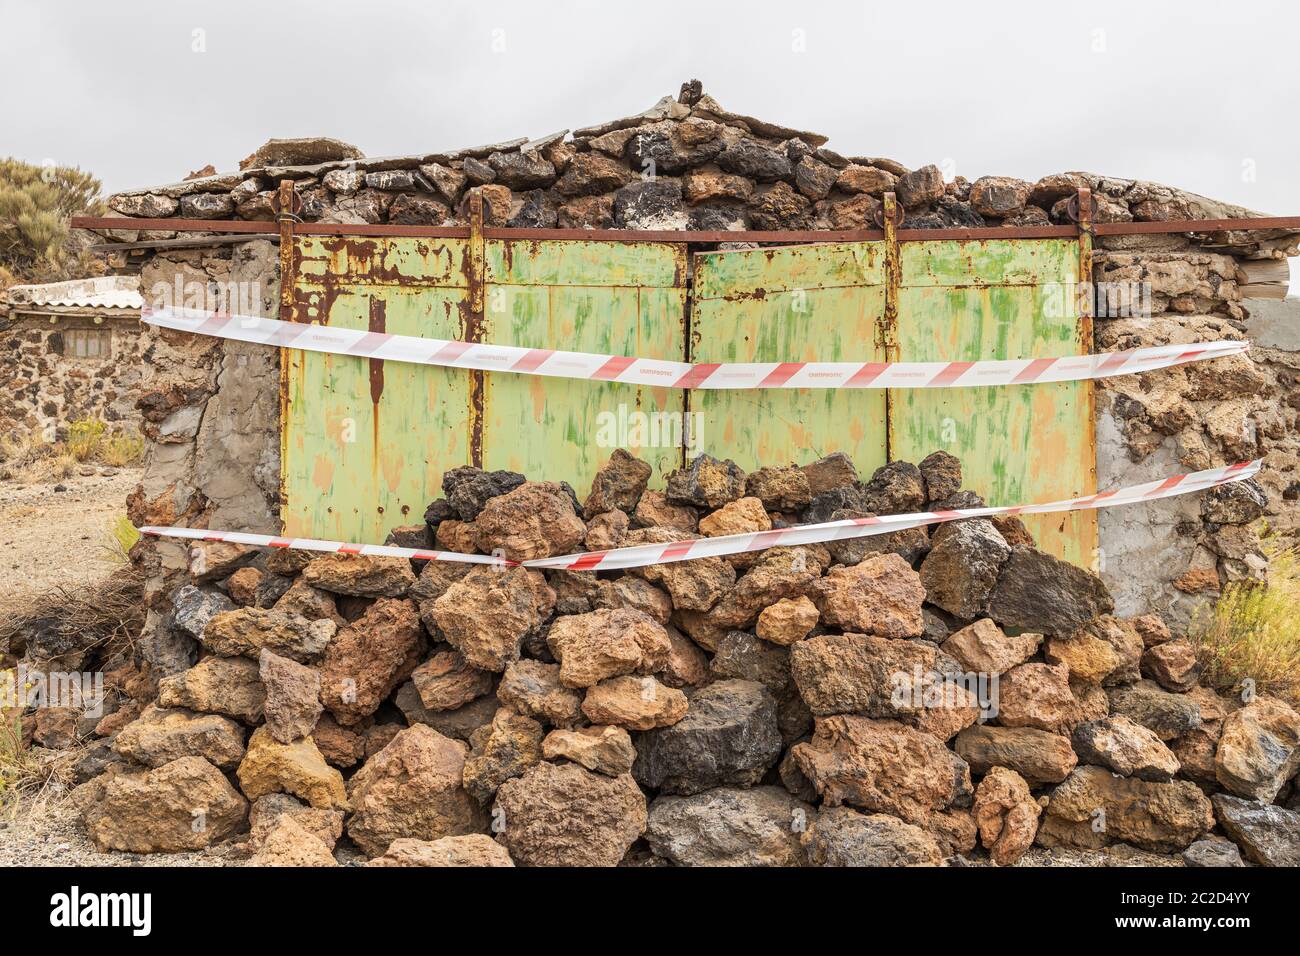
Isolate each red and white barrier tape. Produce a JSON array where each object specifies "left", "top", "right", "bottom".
[
  {"left": 139, "top": 459, "right": 1259, "bottom": 572},
  {"left": 143, "top": 306, "right": 1249, "bottom": 391}
]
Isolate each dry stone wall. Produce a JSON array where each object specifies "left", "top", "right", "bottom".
[
  {"left": 1093, "top": 247, "right": 1299, "bottom": 629},
  {"left": 0, "top": 312, "right": 145, "bottom": 438}
]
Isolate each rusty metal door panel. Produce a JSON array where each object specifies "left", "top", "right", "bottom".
[
  {"left": 899, "top": 238, "right": 1078, "bottom": 287},
  {"left": 486, "top": 237, "right": 686, "bottom": 289},
  {"left": 889, "top": 238, "right": 1097, "bottom": 567},
  {"left": 294, "top": 235, "right": 468, "bottom": 285},
  {"left": 690, "top": 242, "right": 889, "bottom": 475},
  {"left": 284, "top": 236, "right": 471, "bottom": 542},
  {"left": 693, "top": 240, "right": 885, "bottom": 299},
  {"left": 480, "top": 239, "right": 688, "bottom": 491}
]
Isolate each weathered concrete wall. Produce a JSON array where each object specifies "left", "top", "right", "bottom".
[
  {"left": 127, "top": 238, "right": 280, "bottom": 675},
  {"left": 1246, "top": 297, "right": 1300, "bottom": 351},
  {"left": 0, "top": 313, "right": 145, "bottom": 437}
]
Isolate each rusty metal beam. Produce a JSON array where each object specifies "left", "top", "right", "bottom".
[
  {"left": 71, "top": 214, "right": 1300, "bottom": 244},
  {"left": 1091, "top": 217, "right": 1300, "bottom": 236},
  {"left": 1074, "top": 187, "right": 1100, "bottom": 571},
  {"left": 88, "top": 234, "right": 279, "bottom": 253},
  {"left": 276, "top": 180, "right": 298, "bottom": 322},
  {"left": 74, "top": 217, "right": 278, "bottom": 234}
]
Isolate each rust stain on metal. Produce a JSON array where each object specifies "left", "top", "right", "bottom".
[
  {"left": 880, "top": 193, "right": 901, "bottom": 358},
  {"left": 311, "top": 451, "right": 335, "bottom": 492},
  {"left": 275, "top": 179, "right": 300, "bottom": 529},
  {"left": 721, "top": 287, "right": 768, "bottom": 303},
  {"left": 276, "top": 180, "right": 297, "bottom": 322},
  {"left": 367, "top": 296, "right": 387, "bottom": 407},
  {"left": 312, "top": 235, "right": 456, "bottom": 286},
  {"left": 464, "top": 192, "right": 487, "bottom": 467},
  {"left": 881, "top": 192, "right": 902, "bottom": 460}
]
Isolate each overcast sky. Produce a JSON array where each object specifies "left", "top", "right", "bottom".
[{"left": 3, "top": 0, "right": 1297, "bottom": 229}]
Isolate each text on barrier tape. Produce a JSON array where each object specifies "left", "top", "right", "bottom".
[
  {"left": 143, "top": 306, "right": 1250, "bottom": 391},
  {"left": 139, "top": 460, "right": 1260, "bottom": 572}
]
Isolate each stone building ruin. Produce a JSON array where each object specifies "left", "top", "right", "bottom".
[
  {"left": 0, "top": 276, "right": 145, "bottom": 438},
  {"left": 77, "top": 83, "right": 1300, "bottom": 674}
]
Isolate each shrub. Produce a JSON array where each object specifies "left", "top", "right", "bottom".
[
  {"left": 66, "top": 417, "right": 106, "bottom": 461},
  {"left": 38, "top": 418, "right": 145, "bottom": 470},
  {"left": 1192, "top": 537, "right": 1300, "bottom": 705},
  {"left": 0, "top": 157, "right": 104, "bottom": 285},
  {"left": 99, "top": 430, "right": 144, "bottom": 467}
]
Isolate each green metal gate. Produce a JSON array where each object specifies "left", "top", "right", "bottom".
[
  {"left": 284, "top": 235, "right": 473, "bottom": 542},
  {"left": 479, "top": 239, "right": 687, "bottom": 483},
  {"left": 282, "top": 235, "right": 686, "bottom": 542},
  {"left": 889, "top": 238, "right": 1095, "bottom": 566},
  {"left": 283, "top": 223, "right": 1096, "bottom": 566},
  {"left": 689, "top": 235, "right": 1095, "bottom": 566},
  {"left": 690, "top": 241, "right": 889, "bottom": 477}
]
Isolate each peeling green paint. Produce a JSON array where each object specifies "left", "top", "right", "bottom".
[
  {"left": 283, "top": 236, "right": 472, "bottom": 542},
  {"left": 891, "top": 239, "right": 1096, "bottom": 565},
  {"left": 480, "top": 239, "right": 688, "bottom": 489},
  {"left": 690, "top": 242, "right": 889, "bottom": 475},
  {"left": 284, "top": 237, "right": 686, "bottom": 542}
]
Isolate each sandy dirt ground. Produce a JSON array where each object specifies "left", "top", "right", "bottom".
[
  {"left": 0, "top": 791, "right": 1184, "bottom": 867},
  {"left": 0, "top": 468, "right": 141, "bottom": 619},
  {"left": 0, "top": 794, "right": 231, "bottom": 868}
]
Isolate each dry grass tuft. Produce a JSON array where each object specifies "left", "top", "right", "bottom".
[
  {"left": 0, "top": 564, "right": 146, "bottom": 671},
  {"left": 1192, "top": 536, "right": 1300, "bottom": 706},
  {"left": 0, "top": 711, "right": 44, "bottom": 811},
  {"left": 0, "top": 419, "right": 143, "bottom": 482},
  {"left": 98, "top": 430, "right": 145, "bottom": 468},
  {"left": 105, "top": 514, "right": 140, "bottom": 561},
  {"left": 0, "top": 430, "right": 75, "bottom": 482},
  {"left": 0, "top": 711, "right": 83, "bottom": 817},
  {"left": 0, "top": 714, "right": 84, "bottom": 815},
  {"left": 0, "top": 567, "right": 145, "bottom": 811}
]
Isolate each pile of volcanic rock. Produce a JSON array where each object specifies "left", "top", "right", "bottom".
[{"left": 66, "top": 449, "right": 1300, "bottom": 867}]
